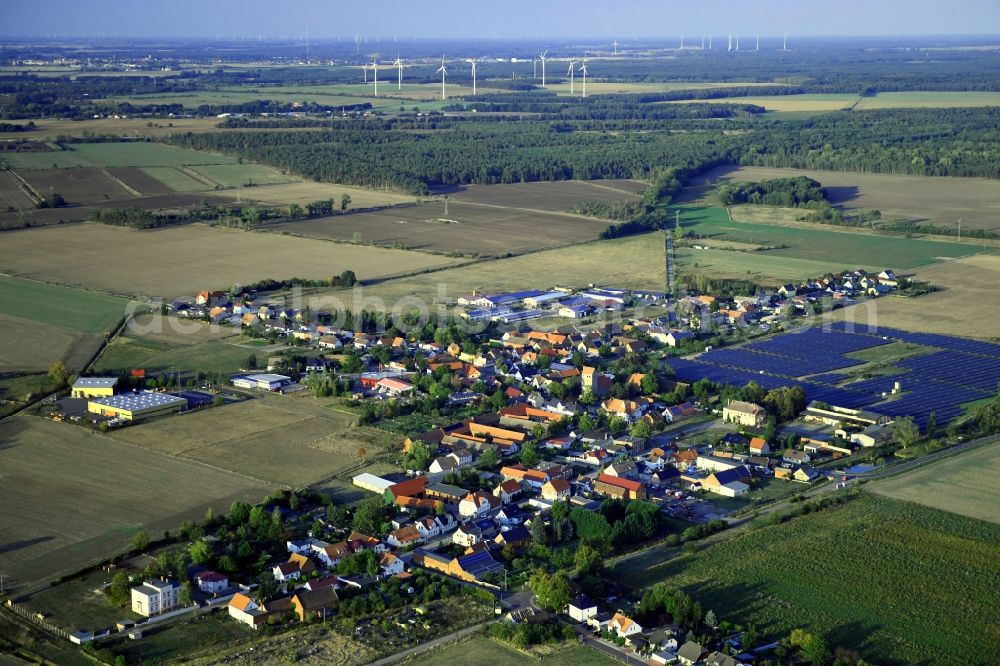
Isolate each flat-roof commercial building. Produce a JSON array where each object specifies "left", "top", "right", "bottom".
[
  {"left": 71, "top": 377, "right": 118, "bottom": 399},
  {"left": 88, "top": 391, "right": 187, "bottom": 422},
  {"left": 232, "top": 374, "right": 291, "bottom": 391}
]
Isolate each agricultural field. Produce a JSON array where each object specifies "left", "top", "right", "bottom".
[
  {"left": 679, "top": 205, "right": 978, "bottom": 270},
  {"left": 854, "top": 90, "right": 1000, "bottom": 109},
  {"left": 871, "top": 440, "right": 1000, "bottom": 525},
  {"left": 443, "top": 178, "right": 645, "bottom": 211},
  {"left": 0, "top": 222, "right": 463, "bottom": 299},
  {"left": 270, "top": 199, "right": 611, "bottom": 256},
  {"left": 0, "top": 276, "right": 128, "bottom": 373},
  {"left": 673, "top": 93, "right": 860, "bottom": 112},
  {"left": 0, "top": 170, "right": 36, "bottom": 209},
  {"left": 0, "top": 415, "right": 274, "bottom": 593},
  {"left": 620, "top": 493, "right": 1000, "bottom": 665},
  {"left": 700, "top": 165, "right": 1000, "bottom": 232},
  {"left": 106, "top": 397, "right": 392, "bottom": 487},
  {"left": 106, "top": 166, "right": 174, "bottom": 196},
  {"left": 0, "top": 117, "right": 226, "bottom": 140},
  {"left": 418, "top": 636, "right": 616, "bottom": 666},
  {"left": 835, "top": 252, "right": 1000, "bottom": 337},
  {"left": 544, "top": 80, "right": 789, "bottom": 96},
  {"left": 186, "top": 163, "right": 296, "bottom": 188},
  {"left": 91, "top": 338, "right": 252, "bottom": 375},
  {"left": 214, "top": 179, "right": 416, "bottom": 208},
  {"left": 19, "top": 167, "right": 135, "bottom": 204},
  {"left": 0, "top": 142, "right": 236, "bottom": 170}
]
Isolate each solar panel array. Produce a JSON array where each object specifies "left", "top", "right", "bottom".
[{"left": 670, "top": 324, "right": 1000, "bottom": 430}]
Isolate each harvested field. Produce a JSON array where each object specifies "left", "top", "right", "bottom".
[
  {"left": 854, "top": 91, "right": 1000, "bottom": 109},
  {"left": 269, "top": 200, "right": 610, "bottom": 255},
  {"left": 141, "top": 165, "right": 214, "bottom": 192},
  {"left": 0, "top": 313, "right": 86, "bottom": 373},
  {"left": 835, "top": 253, "right": 1000, "bottom": 338},
  {"left": 187, "top": 163, "right": 296, "bottom": 188},
  {"left": 19, "top": 167, "right": 135, "bottom": 205},
  {"left": 107, "top": 398, "right": 387, "bottom": 487},
  {"left": 0, "top": 416, "right": 274, "bottom": 593},
  {"left": 1, "top": 142, "right": 236, "bottom": 170},
  {"left": 124, "top": 313, "right": 239, "bottom": 345},
  {"left": 0, "top": 117, "right": 226, "bottom": 140},
  {"left": 0, "top": 192, "right": 223, "bottom": 227},
  {"left": 0, "top": 222, "right": 463, "bottom": 299},
  {"left": 871, "top": 439, "right": 1000, "bottom": 525},
  {"left": 212, "top": 180, "right": 416, "bottom": 208},
  {"left": 442, "top": 179, "right": 644, "bottom": 211},
  {"left": 106, "top": 166, "right": 173, "bottom": 195},
  {"left": 700, "top": 165, "right": 1000, "bottom": 232},
  {"left": 0, "top": 170, "right": 35, "bottom": 210}
]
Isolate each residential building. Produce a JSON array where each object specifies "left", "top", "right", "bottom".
[
  {"left": 609, "top": 612, "right": 643, "bottom": 637},
  {"left": 678, "top": 641, "right": 706, "bottom": 666},
  {"left": 749, "top": 436, "right": 770, "bottom": 455},
  {"left": 459, "top": 492, "right": 498, "bottom": 518},
  {"left": 195, "top": 571, "right": 228, "bottom": 594},
  {"left": 722, "top": 400, "right": 767, "bottom": 427},
  {"left": 130, "top": 579, "right": 180, "bottom": 617},
  {"left": 291, "top": 587, "right": 339, "bottom": 622},
  {"left": 594, "top": 473, "right": 646, "bottom": 500},
  {"left": 568, "top": 595, "right": 598, "bottom": 622},
  {"left": 493, "top": 479, "right": 522, "bottom": 504},
  {"left": 541, "top": 478, "right": 571, "bottom": 501}
]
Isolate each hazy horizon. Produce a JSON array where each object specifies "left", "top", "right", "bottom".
[{"left": 5, "top": 0, "right": 1000, "bottom": 39}]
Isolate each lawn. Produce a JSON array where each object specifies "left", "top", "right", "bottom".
[
  {"left": 678, "top": 205, "right": 977, "bottom": 270},
  {"left": 870, "top": 439, "right": 1000, "bottom": 525},
  {"left": 620, "top": 493, "right": 1000, "bottom": 665},
  {"left": 417, "top": 636, "right": 616, "bottom": 666},
  {"left": 1, "top": 142, "right": 235, "bottom": 170}
]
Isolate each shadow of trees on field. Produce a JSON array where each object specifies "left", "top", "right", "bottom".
[
  {"left": 0, "top": 535, "right": 54, "bottom": 555},
  {"left": 824, "top": 185, "right": 862, "bottom": 207}
]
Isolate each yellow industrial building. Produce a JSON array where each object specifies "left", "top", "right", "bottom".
[
  {"left": 71, "top": 377, "right": 118, "bottom": 399},
  {"left": 88, "top": 391, "right": 186, "bottom": 422}
]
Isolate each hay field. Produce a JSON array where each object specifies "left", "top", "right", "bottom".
[
  {"left": 871, "top": 440, "right": 1000, "bottom": 525},
  {"left": 92, "top": 338, "right": 253, "bottom": 375},
  {"left": 107, "top": 399, "right": 386, "bottom": 487},
  {"left": 213, "top": 180, "right": 417, "bottom": 208},
  {"left": 701, "top": 165, "right": 1000, "bottom": 232},
  {"left": 269, "top": 200, "right": 610, "bottom": 255},
  {"left": 0, "top": 223, "right": 462, "bottom": 299},
  {"left": 20, "top": 167, "right": 135, "bottom": 204},
  {"left": 0, "top": 416, "right": 274, "bottom": 593},
  {"left": 835, "top": 253, "right": 1000, "bottom": 338}
]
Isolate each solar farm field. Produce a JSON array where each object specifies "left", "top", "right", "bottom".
[{"left": 674, "top": 324, "right": 1000, "bottom": 429}]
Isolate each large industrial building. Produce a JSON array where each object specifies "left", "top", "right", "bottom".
[
  {"left": 71, "top": 377, "right": 118, "bottom": 399},
  {"left": 232, "top": 374, "right": 291, "bottom": 391},
  {"left": 87, "top": 391, "right": 187, "bottom": 421}
]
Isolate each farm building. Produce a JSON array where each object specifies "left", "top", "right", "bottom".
[
  {"left": 71, "top": 376, "right": 118, "bottom": 399},
  {"left": 87, "top": 391, "right": 186, "bottom": 421},
  {"left": 232, "top": 374, "right": 291, "bottom": 391},
  {"left": 594, "top": 473, "right": 646, "bottom": 500},
  {"left": 352, "top": 473, "right": 395, "bottom": 494}
]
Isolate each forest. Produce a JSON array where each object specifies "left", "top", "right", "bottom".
[{"left": 717, "top": 176, "right": 826, "bottom": 207}]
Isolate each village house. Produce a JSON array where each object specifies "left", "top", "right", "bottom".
[
  {"left": 195, "top": 571, "right": 229, "bottom": 594},
  {"left": 594, "top": 473, "right": 646, "bottom": 500},
  {"left": 459, "top": 492, "right": 499, "bottom": 518},
  {"left": 493, "top": 479, "right": 523, "bottom": 504},
  {"left": 568, "top": 595, "right": 598, "bottom": 622},
  {"left": 541, "top": 477, "right": 571, "bottom": 501},
  {"left": 749, "top": 436, "right": 770, "bottom": 455},
  {"left": 291, "top": 587, "right": 339, "bottom": 622},
  {"left": 609, "top": 612, "right": 643, "bottom": 638},
  {"left": 130, "top": 579, "right": 180, "bottom": 617},
  {"left": 722, "top": 400, "right": 767, "bottom": 427}
]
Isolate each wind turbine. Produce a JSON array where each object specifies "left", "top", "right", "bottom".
[
  {"left": 709, "top": 35, "right": 713, "bottom": 50},
  {"left": 783, "top": 35, "right": 788, "bottom": 51},
  {"left": 680, "top": 35, "right": 685, "bottom": 50},
  {"left": 756, "top": 35, "right": 760, "bottom": 51},
  {"left": 362, "top": 63, "right": 368, "bottom": 83},
  {"left": 437, "top": 57, "right": 447, "bottom": 100},
  {"left": 370, "top": 56, "right": 378, "bottom": 96},
  {"left": 612, "top": 39, "right": 618, "bottom": 55},
  {"left": 728, "top": 34, "right": 732, "bottom": 51},
  {"left": 538, "top": 50, "right": 548, "bottom": 87},
  {"left": 701, "top": 36, "right": 705, "bottom": 50},
  {"left": 567, "top": 60, "right": 577, "bottom": 94},
  {"left": 468, "top": 59, "right": 477, "bottom": 95},
  {"left": 736, "top": 35, "right": 740, "bottom": 51},
  {"left": 394, "top": 56, "right": 403, "bottom": 90},
  {"left": 579, "top": 58, "right": 588, "bottom": 98}
]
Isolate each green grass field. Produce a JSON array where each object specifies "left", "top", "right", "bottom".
[
  {"left": 677, "top": 206, "right": 976, "bottom": 270},
  {"left": 417, "top": 636, "right": 616, "bottom": 666},
  {"left": 620, "top": 493, "right": 1000, "bottom": 665},
  {"left": 1, "top": 142, "right": 235, "bottom": 170},
  {"left": 855, "top": 91, "right": 1000, "bottom": 109},
  {"left": 0, "top": 275, "right": 126, "bottom": 333},
  {"left": 871, "top": 440, "right": 1000, "bottom": 525},
  {"left": 141, "top": 165, "right": 213, "bottom": 191},
  {"left": 187, "top": 164, "right": 295, "bottom": 188}
]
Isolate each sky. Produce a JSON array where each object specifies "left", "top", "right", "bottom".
[{"left": 3, "top": 0, "right": 999, "bottom": 39}]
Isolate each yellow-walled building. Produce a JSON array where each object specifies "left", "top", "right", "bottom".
[
  {"left": 88, "top": 391, "right": 186, "bottom": 421},
  {"left": 71, "top": 377, "right": 118, "bottom": 399}
]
